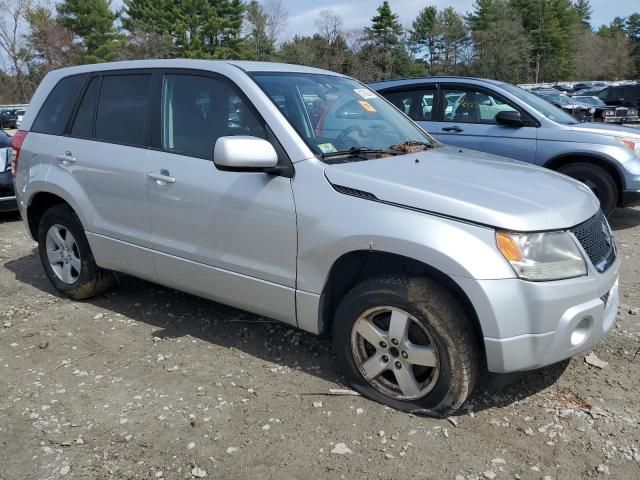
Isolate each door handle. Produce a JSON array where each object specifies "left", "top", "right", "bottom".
[
  {"left": 56, "top": 152, "right": 76, "bottom": 165},
  {"left": 147, "top": 170, "right": 176, "bottom": 185},
  {"left": 442, "top": 126, "right": 463, "bottom": 133}
]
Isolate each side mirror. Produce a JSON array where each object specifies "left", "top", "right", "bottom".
[
  {"left": 213, "top": 136, "right": 278, "bottom": 170},
  {"left": 495, "top": 110, "right": 525, "bottom": 127}
]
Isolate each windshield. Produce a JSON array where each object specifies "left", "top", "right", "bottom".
[
  {"left": 573, "top": 96, "right": 605, "bottom": 106},
  {"left": 251, "top": 73, "right": 436, "bottom": 160},
  {"left": 502, "top": 84, "right": 578, "bottom": 125}
]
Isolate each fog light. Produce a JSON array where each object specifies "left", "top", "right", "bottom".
[{"left": 570, "top": 317, "right": 592, "bottom": 346}]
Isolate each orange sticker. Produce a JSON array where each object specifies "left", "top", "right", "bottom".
[{"left": 358, "top": 100, "right": 376, "bottom": 112}]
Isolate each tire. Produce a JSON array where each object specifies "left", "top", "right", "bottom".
[
  {"left": 558, "top": 162, "right": 618, "bottom": 216},
  {"left": 38, "top": 204, "right": 114, "bottom": 300},
  {"left": 332, "top": 275, "right": 480, "bottom": 417}
]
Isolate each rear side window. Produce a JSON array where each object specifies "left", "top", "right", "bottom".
[
  {"left": 95, "top": 74, "right": 151, "bottom": 146},
  {"left": 384, "top": 89, "right": 436, "bottom": 121},
  {"left": 71, "top": 77, "right": 100, "bottom": 138},
  {"left": 32, "top": 75, "right": 85, "bottom": 135}
]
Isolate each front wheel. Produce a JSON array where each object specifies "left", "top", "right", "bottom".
[
  {"left": 558, "top": 162, "right": 618, "bottom": 216},
  {"left": 332, "top": 275, "right": 480, "bottom": 417},
  {"left": 38, "top": 204, "right": 114, "bottom": 300}
]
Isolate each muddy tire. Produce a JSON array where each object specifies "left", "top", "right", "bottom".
[
  {"left": 332, "top": 275, "right": 480, "bottom": 417},
  {"left": 37, "top": 204, "right": 114, "bottom": 300},
  {"left": 558, "top": 162, "right": 618, "bottom": 216}
]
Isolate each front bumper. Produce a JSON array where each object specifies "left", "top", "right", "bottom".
[
  {"left": 602, "top": 116, "right": 639, "bottom": 124},
  {"left": 456, "top": 251, "right": 620, "bottom": 373}
]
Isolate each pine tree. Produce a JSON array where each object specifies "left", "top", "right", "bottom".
[
  {"left": 57, "top": 0, "right": 122, "bottom": 63},
  {"left": 410, "top": 6, "right": 439, "bottom": 72},
  {"left": 364, "top": 1, "right": 405, "bottom": 79},
  {"left": 573, "top": 0, "right": 592, "bottom": 27}
]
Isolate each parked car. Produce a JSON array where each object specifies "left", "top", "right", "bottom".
[
  {"left": 574, "top": 86, "right": 607, "bottom": 96},
  {"left": 0, "top": 130, "right": 17, "bottom": 211},
  {"left": 532, "top": 88, "right": 594, "bottom": 122},
  {"left": 14, "top": 60, "right": 619, "bottom": 416},
  {"left": 551, "top": 84, "right": 574, "bottom": 93},
  {"left": 0, "top": 108, "right": 18, "bottom": 129},
  {"left": 15, "top": 109, "right": 26, "bottom": 127},
  {"left": 371, "top": 76, "right": 640, "bottom": 215},
  {"left": 597, "top": 83, "right": 640, "bottom": 109},
  {"left": 571, "top": 95, "right": 639, "bottom": 124}
]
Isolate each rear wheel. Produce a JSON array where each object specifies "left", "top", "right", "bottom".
[
  {"left": 38, "top": 204, "right": 114, "bottom": 300},
  {"left": 558, "top": 162, "right": 618, "bottom": 216},
  {"left": 332, "top": 275, "right": 480, "bottom": 417}
]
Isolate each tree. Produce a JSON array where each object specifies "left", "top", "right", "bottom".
[
  {"left": 410, "top": 6, "right": 439, "bottom": 72},
  {"left": 24, "top": 5, "right": 82, "bottom": 81},
  {"left": 573, "top": 0, "right": 592, "bottom": 27},
  {"left": 125, "top": 0, "right": 247, "bottom": 58},
  {"left": 469, "top": 0, "right": 530, "bottom": 82},
  {"left": 57, "top": 0, "right": 122, "bottom": 63},
  {"left": 434, "top": 7, "right": 468, "bottom": 74},
  {"left": 364, "top": 1, "right": 405, "bottom": 79},
  {"left": 315, "top": 9, "right": 348, "bottom": 71},
  {"left": 245, "top": 0, "right": 271, "bottom": 59},
  {"left": 0, "top": 0, "right": 33, "bottom": 101}
]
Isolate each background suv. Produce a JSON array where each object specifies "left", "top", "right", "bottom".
[{"left": 371, "top": 77, "right": 640, "bottom": 215}]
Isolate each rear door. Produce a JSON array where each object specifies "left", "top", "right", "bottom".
[
  {"left": 54, "top": 71, "right": 156, "bottom": 280},
  {"left": 434, "top": 84, "right": 537, "bottom": 162}
]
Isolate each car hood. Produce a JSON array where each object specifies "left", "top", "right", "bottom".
[
  {"left": 569, "top": 122, "right": 640, "bottom": 138},
  {"left": 324, "top": 146, "right": 599, "bottom": 231}
]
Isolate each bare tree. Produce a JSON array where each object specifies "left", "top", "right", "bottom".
[
  {"left": 315, "top": 9, "right": 347, "bottom": 71},
  {"left": 262, "top": 0, "right": 288, "bottom": 47},
  {"left": 0, "top": 0, "right": 33, "bottom": 101}
]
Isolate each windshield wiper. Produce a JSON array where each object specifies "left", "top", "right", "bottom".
[{"left": 321, "top": 146, "right": 393, "bottom": 159}]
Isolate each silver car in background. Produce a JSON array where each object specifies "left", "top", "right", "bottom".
[
  {"left": 13, "top": 60, "right": 619, "bottom": 416},
  {"left": 371, "top": 77, "right": 640, "bottom": 215}
]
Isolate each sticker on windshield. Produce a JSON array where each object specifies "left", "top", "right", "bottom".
[
  {"left": 317, "top": 143, "right": 337, "bottom": 154},
  {"left": 358, "top": 100, "right": 377, "bottom": 112},
  {"left": 354, "top": 88, "right": 377, "bottom": 99}
]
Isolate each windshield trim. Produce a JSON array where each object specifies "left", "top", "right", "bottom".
[{"left": 248, "top": 71, "right": 440, "bottom": 161}]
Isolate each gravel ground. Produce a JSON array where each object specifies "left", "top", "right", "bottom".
[{"left": 0, "top": 206, "right": 639, "bottom": 480}]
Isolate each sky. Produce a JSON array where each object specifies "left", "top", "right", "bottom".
[{"left": 285, "top": 0, "right": 640, "bottom": 40}]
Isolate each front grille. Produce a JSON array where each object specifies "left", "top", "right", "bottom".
[
  {"left": 615, "top": 107, "right": 628, "bottom": 117},
  {"left": 570, "top": 210, "right": 616, "bottom": 272}
]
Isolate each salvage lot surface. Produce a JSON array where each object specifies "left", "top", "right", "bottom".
[{"left": 0, "top": 208, "right": 639, "bottom": 480}]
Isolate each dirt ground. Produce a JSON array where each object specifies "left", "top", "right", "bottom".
[{"left": 0, "top": 206, "right": 639, "bottom": 480}]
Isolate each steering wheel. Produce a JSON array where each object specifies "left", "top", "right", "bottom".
[{"left": 336, "top": 125, "right": 366, "bottom": 143}]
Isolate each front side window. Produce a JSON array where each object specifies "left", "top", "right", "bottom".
[
  {"left": 251, "top": 73, "right": 435, "bottom": 160},
  {"left": 95, "top": 74, "right": 151, "bottom": 146},
  {"left": 32, "top": 75, "right": 85, "bottom": 135},
  {"left": 162, "top": 74, "right": 267, "bottom": 159},
  {"left": 501, "top": 84, "right": 577, "bottom": 125},
  {"left": 384, "top": 89, "right": 436, "bottom": 121},
  {"left": 443, "top": 87, "right": 518, "bottom": 124}
]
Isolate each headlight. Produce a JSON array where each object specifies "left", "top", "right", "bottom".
[
  {"left": 629, "top": 108, "right": 638, "bottom": 116},
  {"left": 496, "top": 231, "right": 587, "bottom": 281},
  {"left": 619, "top": 137, "right": 640, "bottom": 155},
  {"left": 589, "top": 107, "right": 595, "bottom": 114},
  {"left": 604, "top": 110, "right": 614, "bottom": 116}
]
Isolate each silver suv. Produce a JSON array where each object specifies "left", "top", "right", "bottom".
[{"left": 12, "top": 60, "right": 619, "bottom": 416}]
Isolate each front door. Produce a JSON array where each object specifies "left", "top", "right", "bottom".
[
  {"left": 145, "top": 72, "right": 298, "bottom": 325},
  {"left": 434, "top": 85, "right": 537, "bottom": 163}
]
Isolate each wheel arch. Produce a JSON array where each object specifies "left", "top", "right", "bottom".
[
  {"left": 26, "top": 189, "right": 81, "bottom": 240},
  {"left": 317, "top": 250, "right": 485, "bottom": 358},
  {"left": 544, "top": 152, "right": 625, "bottom": 206}
]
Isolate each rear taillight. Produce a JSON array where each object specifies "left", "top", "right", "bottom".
[{"left": 10, "top": 130, "right": 27, "bottom": 176}]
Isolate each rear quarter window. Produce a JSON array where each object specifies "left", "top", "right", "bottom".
[{"left": 31, "top": 75, "right": 85, "bottom": 135}]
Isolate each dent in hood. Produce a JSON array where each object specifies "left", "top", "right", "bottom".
[{"left": 324, "top": 146, "right": 599, "bottom": 231}]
